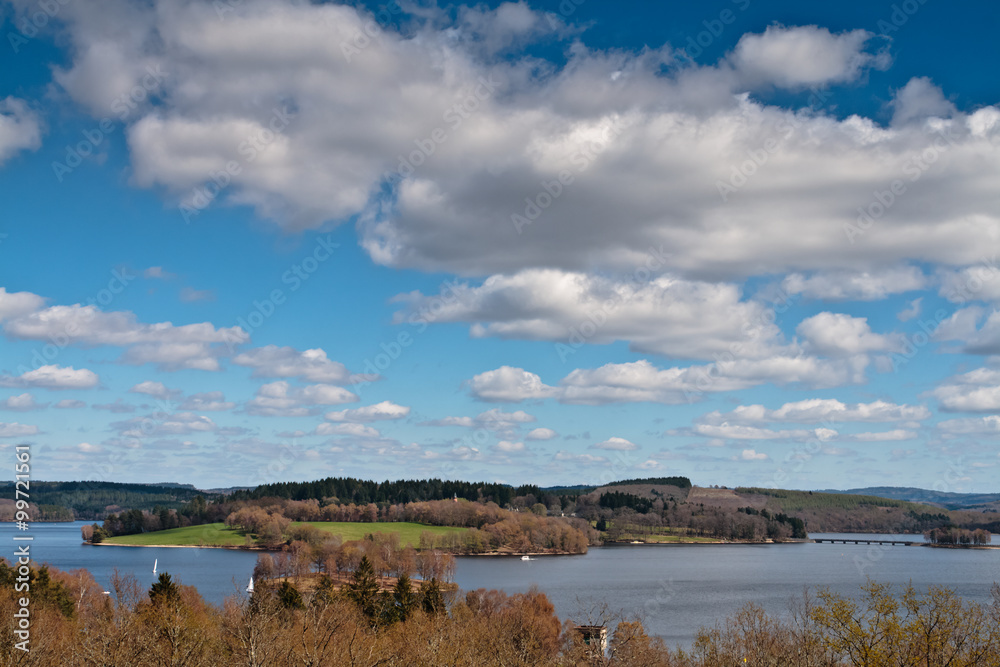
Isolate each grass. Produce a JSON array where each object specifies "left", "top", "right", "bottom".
[
  {"left": 623, "top": 533, "right": 721, "bottom": 544},
  {"left": 103, "top": 523, "right": 247, "bottom": 546},
  {"left": 101, "top": 521, "right": 468, "bottom": 548},
  {"left": 299, "top": 521, "right": 468, "bottom": 547},
  {"left": 606, "top": 526, "right": 722, "bottom": 544}
]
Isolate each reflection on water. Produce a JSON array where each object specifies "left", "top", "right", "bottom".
[{"left": 10, "top": 522, "right": 999, "bottom": 646}]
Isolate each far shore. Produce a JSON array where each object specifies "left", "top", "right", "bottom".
[
  {"left": 88, "top": 541, "right": 585, "bottom": 556},
  {"left": 925, "top": 543, "right": 1000, "bottom": 549},
  {"left": 89, "top": 541, "right": 260, "bottom": 550},
  {"left": 87, "top": 535, "right": 999, "bottom": 552}
]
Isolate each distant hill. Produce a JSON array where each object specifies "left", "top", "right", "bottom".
[
  {"left": 0, "top": 481, "right": 215, "bottom": 520},
  {"left": 198, "top": 486, "right": 256, "bottom": 495},
  {"left": 818, "top": 487, "right": 1000, "bottom": 510},
  {"left": 606, "top": 476, "right": 692, "bottom": 489},
  {"left": 540, "top": 485, "right": 596, "bottom": 495}
]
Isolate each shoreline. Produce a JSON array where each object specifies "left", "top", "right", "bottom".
[
  {"left": 89, "top": 542, "right": 262, "bottom": 550},
  {"left": 925, "top": 543, "right": 1000, "bottom": 549},
  {"left": 88, "top": 535, "right": 999, "bottom": 552},
  {"left": 89, "top": 542, "right": 586, "bottom": 556}
]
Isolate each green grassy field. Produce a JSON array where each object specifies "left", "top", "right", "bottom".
[
  {"left": 103, "top": 523, "right": 247, "bottom": 546},
  {"left": 299, "top": 521, "right": 467, "bottom": 547},
  {"left": 605, "top": 526, "right": 722, "bottom": 544},
  {"left": 102, "top": 521, "right": 467, "bottom": 548},
  {"left": 616, "top": 533, "right": 721, "bottom": 544}
]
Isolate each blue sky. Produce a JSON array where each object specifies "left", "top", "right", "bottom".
[{"left": 1, "top": 0, "right": 999, "bottom": 491}]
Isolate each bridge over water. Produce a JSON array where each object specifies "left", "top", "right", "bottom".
[{"left": 812, "top": 538, "right": 922, "bottom": 546}]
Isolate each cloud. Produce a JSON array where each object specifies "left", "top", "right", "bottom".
[
  {"left": 782, "top": 267, "right": 926, "bottom": 302},
  {"left": 93, "top": 399, "right": 138, "bottom": 413},
  {"left": 892, "top": 77, "right": 957, "bottom": 126},
  {"left": 467, "top": 367, "right": 557, "bottom": 402},
  {"left": 846, "top": 429, "right": 916, "bottom": 441},
  {"left": 931, "top": 367, "right": 1000, "bottom": 412},
  {"left": 0, "top": 394, "right": 45, "bottom": 411},
  {"left": 939, "top": 266, "right": 1000, "bottom": 304},
  {"left": 470, "top": 356, "right": 869, "bottom": 405},
  {"left": 937, "top": 415, "right": 1000, "bottom": 436},
  {"left": 77, "top": 442, "right": 102, "bottom": 453},
  {"left": 525, "top": 427, "right": 557, "bottom": 441},
  {"left": 316, "top": 422, "right": 381, "bottom": 438},
  {"left": 421, "top": 408, "right": 536, "bottom": 442},
  {"left": 178, "top": 391, "right": 235, "bottom": 411},
  {"left": 232, "top": 346, "right": 363, "bottom": 384},
  {"left": 421, "top": 416, "right": 477, "bottom": 428},
  {"left": 591, "top": 436, "right": 639, "bottom": 451},
  {"left": 2, "top": 297, "right": 247, "bottom": 371},
  {"left": 245, "top": 380, "right": 357, "bottom": 417},
  {"left": 179, "top": 287, "right": 214, "bottom": 302},
  {"left": 54, "top": 399, "right": 86, "bottom": 409},
  {"left": 739, "top": 448, "right": 769, "bottom": 461},
  {"left": 393, "top": 269, "right": 791, "bottom": 360},
  {"left": 959, "top": 310, "right": 1000, "bottom": 355},
  {"left": 130, "top": 381, "right": 180, "bottom": 399},
  {"left": 897, "top": 297, "right": 923, "bottom": 322},
  {"left": 797, "top": 313, "right": 903, "bottom": 357},
  {"left": 41, "top": 3, "right": 1000, "bottom": 283},
  {"left": 699, "top": 398, "right": 930, "bottom": 424},
  {"left": 419, "top": 444, "right": 483, "bottom": 462},
  {"left": 729, "top": 25, "right": 887, "bottom": 88},
  {"left": 932, "top": 307, "right": 984, "bottom": 344},
  {"left": 0, "top": 422, "right": 39, "bottom": 438},
  {"left": 494, "top": 440, "right": 526, "bottom": 453},
  {"left": 143, "top": 266, "right": 176, "bottom": 280},
  {"left": 692, "top": 423, "right": 834, "bottom": 441},
  {"left": 0, "top": 365, "right": 99, "bottom": 390},
  {"left": 553, "top": 451, "right": 608, "bottom": 465},
  {"left": 453, "top": 2, "right": 575, "bottom": 57},
  {"left": 0, "top": 288, "right": 46, "bottom": 322},
  {"left": 0, "top": 97, "right": 43, "bottom": 165},
  {"left": 111, "top": 412, "right": 216, "bottom": 437},
  {"left": 324, "top": 401, "right": 410, "bottom": 423}
]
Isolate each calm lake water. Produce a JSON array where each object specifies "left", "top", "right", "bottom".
[{"left": 8, "top": 522, "right": 999, "bottom": 646}]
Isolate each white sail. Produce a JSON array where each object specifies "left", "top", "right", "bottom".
[
  {"left": 152, "top": 559, "right": 157, "bottom": 575},
  {"left": 246, "top": 577, "right": 254, "bottom": 594}
]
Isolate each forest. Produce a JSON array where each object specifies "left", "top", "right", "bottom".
[
  {"left": 0, "top": 481, "right": 213, "bottom": 520},
  {"left": 2, "top": 556, "right": 999, "bottom": 666},
  {"left": 924, "top": 527, "right": 993, "bottom": 546},
  {"left": 230, "top": 476, "right": 550, "bottom": 507}
]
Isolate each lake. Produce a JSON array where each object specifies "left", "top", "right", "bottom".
[{"left": 8, "top": 522, "right": 999, "bottom": 646}]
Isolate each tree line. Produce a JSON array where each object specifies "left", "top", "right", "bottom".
[
  {"left": 924, "top": 527, "right": 993, "bottom": 545},
  {"left": 230, "top": 476, "right": 549, "bottom": 507}
]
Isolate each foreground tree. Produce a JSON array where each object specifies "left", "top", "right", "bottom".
[{"left": 345, "top": 555, "right": 380, "bottom": 622}]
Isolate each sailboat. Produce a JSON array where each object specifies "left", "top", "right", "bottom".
[
  {"left": 246, "top": 577, "right": 254, "bottom": 594},
  {"left": 152, "top": 559, "right": 157, "bottom": 576}
]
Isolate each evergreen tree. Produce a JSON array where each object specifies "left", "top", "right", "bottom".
[
  {"left": 314, "top": 573, "right": 337, "bottom": 605},
  {"left": 392, "top": 573, "right": 418, "bottom": 622},
  {"left": 346, "top": 556, "right": 380, "bottom": 620},
  {"left": 149, "top": 572, "right": 181, "bottom": 607},
  {"left": 32, "top": 566, "right": 75, "bottom": 618},
  {"left": 277, "top": 580, "right": 304, "bottom": 609},
  {"left": 419, "top": 577, "right": 445, "bottom": 615}
]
